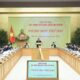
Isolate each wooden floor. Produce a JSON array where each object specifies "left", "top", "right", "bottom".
[{"left": 5, "top": 56, "right": 80, "bottom": 80}]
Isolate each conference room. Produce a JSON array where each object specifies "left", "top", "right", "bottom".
[{"left": 0, "top": 0, "right": 80, "bottom": 80}]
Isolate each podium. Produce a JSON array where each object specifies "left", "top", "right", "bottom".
[{"left": 36, "top": 43, "right": 42, "bottom": 48}]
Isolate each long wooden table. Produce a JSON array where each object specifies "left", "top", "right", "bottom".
[
  {"left": 0, "top": 48, "right": 80, "bottom": 80},
  {"left": 58, "top": 49, "right": 80, "bottom": 74},
  {"left": 0, "top": 49, "right": 22, "bottom": 80}
]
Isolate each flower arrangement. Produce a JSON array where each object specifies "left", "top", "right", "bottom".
[{"left": 16, "top": 29, "right": 29, "bottom": 42}]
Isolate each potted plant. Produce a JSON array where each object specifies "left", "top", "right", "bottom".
[
  {"left": 0, "top": 29, "right": 8, "bottom": 48},
  {"left": 71, "top": 28, "right": 80, "bottom": 45}
]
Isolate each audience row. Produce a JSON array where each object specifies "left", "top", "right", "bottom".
[{"left": 0, "top": 48, "right": 20, "bottom": 64}]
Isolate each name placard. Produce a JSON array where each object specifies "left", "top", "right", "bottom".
[{"left": 27, "top": 61, "right": 59, "bottom": 80}]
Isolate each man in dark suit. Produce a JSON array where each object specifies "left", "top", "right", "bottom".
[{"left": 36, "top": 38, "right": 42, "bottom": 48}]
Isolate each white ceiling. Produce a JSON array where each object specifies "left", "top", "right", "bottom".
[{"left": 0, "top": 0, "right": 80, "bottom": 2}]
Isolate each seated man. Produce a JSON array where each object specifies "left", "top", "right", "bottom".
[
  {"left": 3, "top": 45, "right": 9, "bottom": 51},
  {"left": 36, "top": 38, "right": 42, "bottom": 48},
  {"left": 51, "top": 42, "right": 56, "bottom": 48},
  {"left": 24, "top": 42, "right": 29, "bottom": 48}
]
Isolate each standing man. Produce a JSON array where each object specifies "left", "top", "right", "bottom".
[{"left": 36, "top": 38, "right": 42, "bottom": 48}]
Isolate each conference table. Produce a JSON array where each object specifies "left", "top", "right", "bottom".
[{"left": 0, "top": 48, "right": 80, "bottom": 80}]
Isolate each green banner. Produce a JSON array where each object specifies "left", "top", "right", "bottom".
[{"left": 9, "top": 17, "right": 71, "bottom": 48}]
